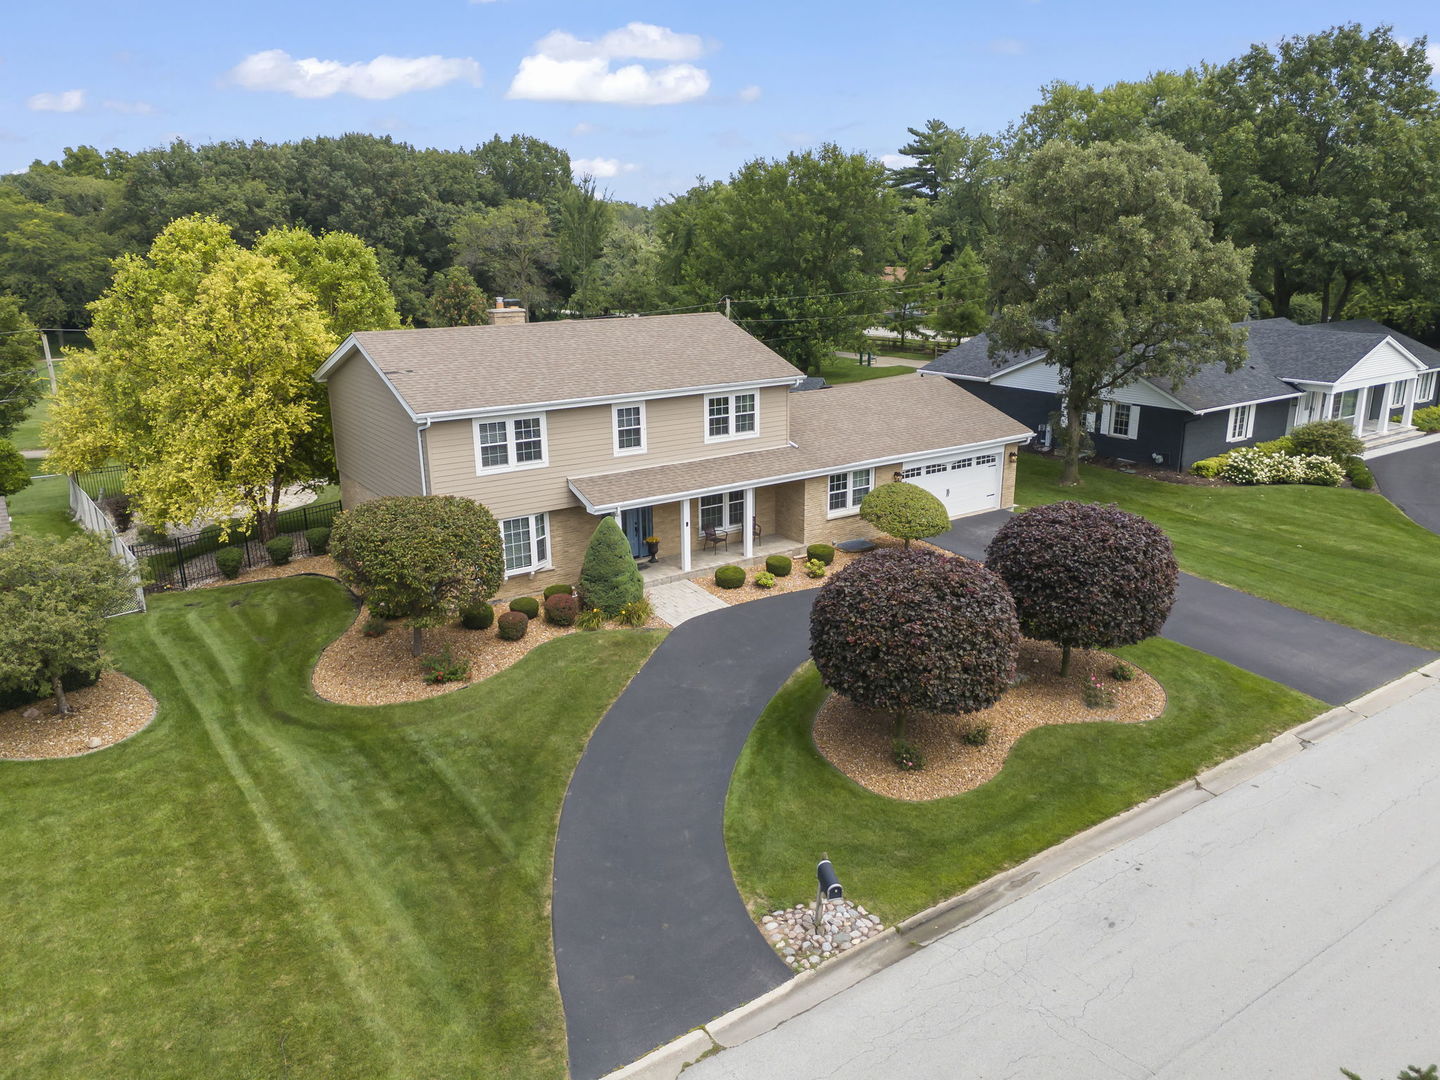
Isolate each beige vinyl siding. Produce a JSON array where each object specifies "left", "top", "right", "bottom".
[
  {"left": 326, "top": 352, "right": 424, "bottom": 506},
  {"left": 424, "top": 386, "right": 791, "bottom": 520}
]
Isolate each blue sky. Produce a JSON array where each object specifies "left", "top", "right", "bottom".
[{"left": 2, "top": 0, "right": 1437, "bottom": 204}]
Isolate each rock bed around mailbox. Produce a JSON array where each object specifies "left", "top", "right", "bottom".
[{"left": 760, "top": 898, "right": 886, "bottom": 971}]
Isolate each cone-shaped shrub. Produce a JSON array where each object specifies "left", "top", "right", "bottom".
[
  {"left": 809, "top": 548, "right": 1020, "bottom": 733},
  {"left": 859, "top": 481, "right": 950, "bottom": 547},
  {"left": 984, "top": 501, "right": 1177, "bottom": 675},
  {"left": 578, "top": 516, "right": 644, "bottom": 616}
]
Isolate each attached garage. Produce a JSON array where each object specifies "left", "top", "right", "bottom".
[{"left": 901, "top": 451, "right": 1003, "bottom": 518}]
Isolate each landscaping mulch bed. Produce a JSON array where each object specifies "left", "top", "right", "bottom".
[
  {"left": 693, "top": 538, "right": 951, "bottom": 604},
  {"left": 0, "top": 671, "right": 157, "bottom": 760},
  {"left": 812, "top": 640, "right": 1166, "bottom": 801},
  {"left": 198, "top": 553, "right": 340, "bottom": 588}
]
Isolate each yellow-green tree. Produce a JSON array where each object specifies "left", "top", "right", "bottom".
[{"left": 47, "top": 215, "right": 397, "bottom": 537}]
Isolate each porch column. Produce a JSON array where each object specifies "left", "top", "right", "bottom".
[
  {"left": 742, "top": 487, "right": 755, "bottom": 559},
  {"left": 679, "top": 498, "right": 692, "bottom": 573},
  {"left": 1352, "top": 386, "right": 1369, "bottom": 437},
  {"left": 1379, "top": 384, "right": 1393, "bottom": 435},
  {"left": 1402, "top": 379, "right": 1417, "bottom": 429}
]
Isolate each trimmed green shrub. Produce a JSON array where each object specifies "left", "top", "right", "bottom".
[
  {"left": 576, "top": 607, "right": 606, "bottom": 631},
  {"left": 1110, "top": 661, "right": 1136, "bottom": 682},
  {"left": 1253, "top": 435, "right": 1295, "bottom": 456},
  {"left": 615, "top": 598, "right": 652, "bottom": 627},
  {"left": 497, "top": 610, "right": 529, "bottom": 640},
  {"left": 578, "top": 516, "right": 644, "bottom": 616},
  {"left": 304, "top": 526, "right": 331, "bottom": 555},
  {"left": 859, "top": 481, "right": 950, "bottom": 547},
  {"left": 214, "top": 546, "right": 244, "bottom": 580},
  {"left": 804, "top": 558, "right": 827, "bottom": 579},
  {"left": 810, "top": 548, "right": 1020, "bottom": 735},
  {"left": 1293, "top": 454, "right": 1345, "bottom": 486},
  {"left": 264, "top": 536, "right": 294, "bottom": 566},
  {"left": 0, "top": 666, "right": 100, "bottom": 711},
  {"left": 1412, "top": 405, "right": 1440, "bottom": 432},
  {"left": 765, "top": 554, "right": 793, "bottom": 577},
  {"left": 1289, "top": 419, "right": 1364, "bottom": 463},
  {"left": 1189, "top": 455, "right": 1227, "bottom": 478},
  {"left": 509, "top": 596, "right": 540, "bottom": 619},
  {"left": 754, "top": 571, "right": 776, "bottom": 588},
  {"left": 1344, "top": 455, "right": 1375, "bottom": 489},
  {"left": 361, "top": 615, "right": 389, "bottom": 637},
  {"left": 544, "top": 593, "right": 579, "bottom": 626},
  {"left": 543, "top": 583, "right": 574, "bottom": 598},
  {"left": 960, "top": 722, "right": 991, "bottom": 746},
  {"left": 985, "top": 501, "right": 1178, "bottom": 676},
  {"left": 460, "top": 602, "right": 494, "bottom": 630},
  {"left": 715, "top": 564, "right": 746, "bottom": 589},
  {"left": 0, "top": 440, "right": 31, "bottom": 500},
  {"left": 420, "top": 646, "right": 469, "bottom": 684},
  {"left": 807, "top": 543, "right": 835, "bottom": 565}
]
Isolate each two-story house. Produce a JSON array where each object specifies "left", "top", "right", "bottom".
[{"left": 315, "top": 307, "right": 1032, "bottom": 598}]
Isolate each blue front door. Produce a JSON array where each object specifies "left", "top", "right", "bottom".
[{"left": 620, "top": 507, "right": 653, "bottom": 558}]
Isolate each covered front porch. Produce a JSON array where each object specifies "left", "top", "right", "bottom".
[{"left": 1294, "top": 376, "right": 1429, "bottom": 441}]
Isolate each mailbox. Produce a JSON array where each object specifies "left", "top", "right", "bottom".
[{"left": 816, "top": 859, "right": 843, "bottom": 900}]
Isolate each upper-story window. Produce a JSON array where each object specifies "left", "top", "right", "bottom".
[
  {"left": 705, "top": 392, "right": 758, "bottom": 442},
  {"left": 613, "top": 403, "right": 646, "bottom": 455},
  {"left": 474, "top": 414, "right": 548, "bottom": 474}
]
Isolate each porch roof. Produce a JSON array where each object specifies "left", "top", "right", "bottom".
[{"left": 568, "top": 376, "right": 1031, "bottom": 511}]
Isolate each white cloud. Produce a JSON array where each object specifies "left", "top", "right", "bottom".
[
  {"left": 571, "top": 121, "right": 596, "bottom": 136},
  {"left": 987, "top": 38, "right": 1026, "bottom": 55},
  {"left": 228, "top": 49, "right": 481, "bottom": 100},
  {"left": 507, "top": 23, "right": 710, "bottom": 105},
  {"left": 1428, "top": 43, "right": 1440, "bottom": 76},
  {"left": 103, "top": 99, "right": 155, "bottom": 114},
  {"left": 572, "top": 156, "right": 638, "bottom": 178},
  {"left": 27, "top": 89, "right": 85, "bottom": 112},
  {"left": 738, "top": 84, "right": 761, "bottom": 102},
  {"left": 881, "top": 153, "right": 913, "bottom": 169}
]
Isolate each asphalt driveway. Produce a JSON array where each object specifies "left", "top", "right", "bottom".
[{"left": 1369, "top": 440, "right": 1440, "bottom": 535}]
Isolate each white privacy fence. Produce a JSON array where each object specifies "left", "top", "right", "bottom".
[{"left": 68, "top": 476, "right": 146, "bottom": 616}]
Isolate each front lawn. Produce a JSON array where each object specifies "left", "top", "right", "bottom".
[
  {"left": 11, "top": 383, "right": 50, "bottom": 451},
  {"left": 819, "top": 355, "right": 915, "bottom": 385},
  {"left": 0, "top": 576, "right": 663, "bottom": 1079},
  {"left": 725, "top": 639, "right": 1321, "bottom": 923},
  {"left": 6, "top": 472, "right": 79, "bottom": 538},
  {"left": 1016, "top": 454, "right": 1440, "bottom": 651}
]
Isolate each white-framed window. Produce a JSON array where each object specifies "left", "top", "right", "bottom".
[
  {"left": 613, "top": 402, "right": 646, "bottom": 455},
  {"left": 698, "top": 490, "right": 746, "bottom": 532},
  {"left": 975, "top": 453, "right": 999, "bottom": 466},
  {"left": 1329, "top": 390, "right": 1359, "bottom": 422},
  {"left": 827, "top": 468, "right": 873, "bottom": 514},
  {"left": 1105, "top": 402, "right": 1137, "bottom": 439},
  {"left": 1419, "top": 371, "right": 1437, "bottom": 403},
  {"left": 1390, "top": 382, "right": 1411, "bottom": 409},
  {"left": 474, "top": 414, "right": 548, "bottom": 474},
  {"left": 705, "top": 392, "right": 758, "bottom": 441},
  {"left": 900, "top": 466, "right": 922, "bottom": 479},
  {"left": 1226, "top": 403, "right": 1255, "bottom": 442},
  {"left": 950, "top": 457, "right": 975, "bottom": 470},
  {"left": 501, "top": 513, "right": 549, "bottom": 575},
  {"left": 923, "top": 462, "right": 947, "bottom": 476}
]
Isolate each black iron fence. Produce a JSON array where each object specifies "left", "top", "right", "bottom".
[
  {"left": 133, "top": 500, "right": 342, "bottom": 591},
  {"left": 76, "top": 463, "right": 129, "bottom": 502}
]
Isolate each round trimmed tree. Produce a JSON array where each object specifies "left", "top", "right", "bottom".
[
  {"left": 859, "top": 481, "right": 950, "bottom": 548},
  {"left": 579, "top": 516, "right": 644, "bottom": 616},
  {"left": 329, "top": 495, "right": 505, "bottom": 655},
  {"left": 809, "top": 547, "right": 1019, "bottom": 736},
  {"left": 984, "top": 501, "right": 1177, "bottom": 675}
]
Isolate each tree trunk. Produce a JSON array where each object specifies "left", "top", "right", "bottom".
[
  {"left": 51, "top": 674, "right": 72, "bottom": 716},
  {"left": 894, "top": 709, "right": 909, "bottom": 739},
  {"left": 257, "top": 478, "right": 284, "bottom": 541},
  {"left": 1271, "top": 267, "right": 1293, "bottom": 320},
  {"left": 1060, "top": 643, "right": 1073, "bottom": 677},
  {"left": 411, "top": 624, "right": 424, "bottom": 658},
  {"left": 1059, "top": 398, "right": 1084, "bottom": 487},
  {"left": 1331, "top": 273, "right": 1360, "bottom": 323}
]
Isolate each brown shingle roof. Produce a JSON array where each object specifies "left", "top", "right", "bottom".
[
  {"left": 568, "top": 376, "right": 1030, "bottom": 509},
  {"left": 331, "top": 312, "right": 803, "bottom": 416}
]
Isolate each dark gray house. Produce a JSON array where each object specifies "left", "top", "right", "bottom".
[{"left": 920, "top": 318, "right": 1440, "bottom": 470}]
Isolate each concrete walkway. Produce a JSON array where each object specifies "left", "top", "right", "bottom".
[
  {"left": 1369, "top": 440, "right": 1440, "bottom": 535},
  {"left": 686, "top": 676, "right": 1440, "bottom": 1080},
  {"left": 558, "top": 513, "right": 1435, "bottom": 1079},
  {"left": 19, "top": 448, "right": 48, "bottom": 460},
  {"left": 646, "top": 580, "right": 728, "bottom": 626}
]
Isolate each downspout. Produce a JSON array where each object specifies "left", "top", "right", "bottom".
[{"left": 416, "top": 419, "right": 433, "bottom": 496}]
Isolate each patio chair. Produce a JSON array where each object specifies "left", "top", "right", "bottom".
[
  {"left": 753, "top": 517, "right": 762, "bottom": 543},
  {"left": 702, "top": 526, "right": 728, "bottom": 552}
]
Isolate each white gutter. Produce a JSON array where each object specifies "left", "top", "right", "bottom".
[
  {"left": 1190, "top": 391, "right": 1303, "bottom": 415},
  {"left": 410, "top": 376, "right": 805, "bottom": 423},
  {"left": 416, "top": 419, "right": 432, "bottom": 495}
]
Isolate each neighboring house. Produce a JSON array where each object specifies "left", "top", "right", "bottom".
[
  {"left": 315, "top": 307, "right": 1031, "bottom": 598},
  {"left": 920, "top": 318, "right": 1440, "bottom": 470}
]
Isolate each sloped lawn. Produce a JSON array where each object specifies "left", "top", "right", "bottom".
[
  {"left": 1016, "top": 454, "right": 1440, "bottom": 650},
  {"left": 726, "top": 639, "right": 1322, "bottom": 923},
  {"left": 0, "top": 575, "right": 662, "bottom": 1079}
]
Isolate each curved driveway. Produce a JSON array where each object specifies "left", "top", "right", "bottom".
[
  {"left": 555, "top": 513, "right": 1433, "bottom": 1079},
  {"left": 1370, "top": 440, "right": 1440, "bottom": 535}
]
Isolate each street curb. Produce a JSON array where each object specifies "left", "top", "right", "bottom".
[{"left": 597, "top": 663, "right": 1436, "bottom": 1080}]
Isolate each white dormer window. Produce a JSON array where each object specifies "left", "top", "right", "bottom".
[
  {"left": 613, "top": 402, "right": 646, "bottom": 455},
  {"left": 705, "top": 392, "right": 758, "bottom": 442},
  {"left": 474, "top": 414, "right": 548, "bottom": 474}
]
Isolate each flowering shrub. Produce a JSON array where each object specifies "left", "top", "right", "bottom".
[
  {"left": 1291, "top": 454, "right": 1345, "bottom": 486},
  {"left": 576, "top": 607, "right": 606, "bottom": 631},
  {"left": 891, "top": 738, "right": 925, "bottom": 771},
  {"left": 754, "top": 571, "right": 776, "bottom": 588},
  {"left": 1083, "top": 675, "right": 1114, "bottom": 708},
  {"left": 985, "top": 502, "right": 1178, "bottom": 675},
  {"left": 1220, "top": 447, "right": 1342, "bottom": 486},
  {"left": 615, "top": 598, "right": 652, "bottom": 626},
  {"left": 810, "top": 548, "right": 1019, "bottom": 734},
  {"left": 420, "top": 646, "right": 470, "bottom": 683}
]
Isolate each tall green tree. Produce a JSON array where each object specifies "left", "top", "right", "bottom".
[
  {"left": 0, "top": 188, "right": 118, "bottom": 327},
  {"left": 473, "top": 134, "right": 573, "bottom": 204},
  {"left": 0, "top": 534, "right": 136, "bottom": 714},
  {"left": 424, "top": 266, "right": 490, "bottom": 327},
  {"left": 661, "top": 144, "right": 897, "bottom": 373},
  {"left": 570, "top": 223, "right": 665, "bottom": 314},
  {"left": 987, "top": 136, "right": 1251, "bottom": 486},
  {"left": 0, "top": 295, "right": 43, "bottom": 438},
  {"left": 884, "top": 206, "right": 942, "bottom": 349},
  {"left": 553, "top": 176, "right": 614, "bottom": 303},
  {"left": 929, "top": 245, "right": 989, "bottom": 342},
  {"left": 452, "top": 200, "right": 558, "bottom": 312}
]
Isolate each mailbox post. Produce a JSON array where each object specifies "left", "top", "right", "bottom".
[{"left": 813, "top": 857, "right": 843, "bottom": 930}]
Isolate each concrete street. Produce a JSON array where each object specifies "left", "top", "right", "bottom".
[{"left": 687, "top": 679, "right": 1440, "bottom": 1080}]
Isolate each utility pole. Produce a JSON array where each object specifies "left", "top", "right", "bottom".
[{"left": 40, "top": 330, "right": 56, "bottom": 393}]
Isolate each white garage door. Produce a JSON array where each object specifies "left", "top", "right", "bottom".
[{"left": 901, "top": 451, "right": 1002, "bottom": 518}]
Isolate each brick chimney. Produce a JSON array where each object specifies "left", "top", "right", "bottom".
[{"left": 489, "top": 296, "right": 528, "bottom": 325}]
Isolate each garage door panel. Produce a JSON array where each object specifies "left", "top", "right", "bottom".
[{"left": 901, "top": 452, "right": 1001, "bottom": 517}]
